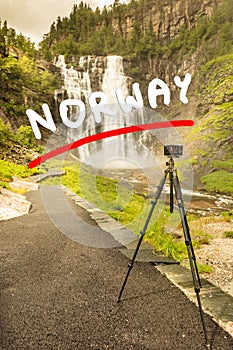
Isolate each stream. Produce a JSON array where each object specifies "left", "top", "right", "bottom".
[{"left": 97, "top": 166, "right": 233, "bottom": 216}]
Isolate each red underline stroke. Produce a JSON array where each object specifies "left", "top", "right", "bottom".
[{"left": 28, "top": 119, "right": 194, "bottom": 169}]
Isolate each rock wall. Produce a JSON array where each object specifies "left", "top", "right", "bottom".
[{"left": 112, "top": 0, "right": 222, "bottom": 40}]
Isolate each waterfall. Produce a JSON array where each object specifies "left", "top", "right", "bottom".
[
  {"left": 102, "top": 55, "right": 128, "bottom": 104},
  {"left": 55, "top": 55, "right": 93, "bottom": 152},
  {"left": 100, "top": 56, "right": 130, "bottom": 164},
  {"left": 55, "top": 54, "right": 91, "bottom": 103},
  {"left": 54, "top": 54, "right": 154, "bottom": 168}
]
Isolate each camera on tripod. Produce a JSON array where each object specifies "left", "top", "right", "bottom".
[
  {"left": 164, "top": 144, "right": 183, "bottom": 158},
  {"left": 118, "top": 141, "right": 209, "bottom": 346}
]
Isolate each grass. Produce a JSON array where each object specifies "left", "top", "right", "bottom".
[
  {"left": 145, "top": 207, "right": 187, "bottom": 262},
  {"left": 182, "top": 260, "right": 214, "bottom": 274},
  {"left": 196, "top": 262, "right": 214, "bottom": 274},
  {"left": 223, "top": 231, "right": 233, "bottom": 238},
  {"left": 39, "top": 160, "right": 232, "bottom": 268},
  {"left": 41, "top": 161, "right": 148, "bottom": 228},
  {"left": 187, "top": 217, "right": 212, "bottom": 247},
  {"left": 219, "top": 210, "right": 233, "bottom": 222},
  {"left": 41, "top": 161, "right": 189, "bottom": 261},
  {"left": 201, "top": 170, "right": 233, "bottom": 194},
  {"left": 193, "top": 229, "right": 211, "bottom": 246},
  {"left": 0, "top": 160, "right": 41, "bottom": 189}
]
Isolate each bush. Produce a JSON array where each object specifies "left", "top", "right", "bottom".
[
  {"left": 15, "top": 126, "right": 35, "bottom": 148},
  {"left": 0, "top": 118, "right": 44, "bottom": 153},
  {"left": 0, "top": 119, "right": 14, "bottom": 144},
  {"left": 15, "top": 125, "right": 44, "bottom": 153}
]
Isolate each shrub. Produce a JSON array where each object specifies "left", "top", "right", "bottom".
[{"left": 15, "top": 125, "right": 35, "bottom": 148}]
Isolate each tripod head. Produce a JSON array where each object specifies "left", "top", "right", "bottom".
[{"left": 166, "top": 156, "right": 175, "bottom": 171}]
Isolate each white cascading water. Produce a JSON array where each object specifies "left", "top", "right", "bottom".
[
  {"left": 102, "top": 56, "right": 128, "bottom": 104},
  {"left": 101, "top": 56, "right": 129, "bottom": 163},
  {"left": 55, "top": 55, "right": 94, "bottom": 160},
  {"left": 55, "top": 54, "right": 152, "bottom": 168},
  {"left": 55, "top": 55, "right": 91, "bottom": 101}
]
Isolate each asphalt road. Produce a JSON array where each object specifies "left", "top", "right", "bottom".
[{"left": 1, "top": 189, "right": 233, "bottom": 350}]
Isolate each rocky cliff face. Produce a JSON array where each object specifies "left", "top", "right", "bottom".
[
  {"left": 111, "top": 0, "right": 223, "bottom": 121},
  {"left": 113, "top": 0, "right": 222, "bottom": 40}
]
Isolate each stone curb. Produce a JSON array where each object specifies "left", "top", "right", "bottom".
[
  {"left": 156, "top": 265, "right": 233, "bottom": 338},
  {"left": 30, "top": 165, "right": 233, "bottom": 340},
  {"left": 61, "top": 185, "right": 233, "bottom": 339}
]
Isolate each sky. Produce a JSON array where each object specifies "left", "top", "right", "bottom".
[{"left": 0, "top": 0, "right": 124, "bottom": 44}]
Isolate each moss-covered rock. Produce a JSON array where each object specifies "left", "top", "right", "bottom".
[{"left": 186, "top": 54, "right": 233, "bottom": 192}]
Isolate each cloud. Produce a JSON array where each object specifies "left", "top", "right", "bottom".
[{"left": 0, "top": 0, "right": 115, "bottom": 43}]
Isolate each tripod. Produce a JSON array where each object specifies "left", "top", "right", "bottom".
[{"left": 117, "top": 156, "right": 209, "bottom": 347}]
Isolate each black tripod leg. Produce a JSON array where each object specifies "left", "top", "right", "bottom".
[
  {"left": 117, "top": 173, "right": 167, "bottom": 303},
  {"left": 173, "top": 173, "right": 209, "bottom": 347},
  {"left": 169, "top": 169, "right": 174, "bottom": 213}
]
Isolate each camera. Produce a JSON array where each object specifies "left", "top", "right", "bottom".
[{"left": 164, "top": 144, "right": 183, "bottom": 158}]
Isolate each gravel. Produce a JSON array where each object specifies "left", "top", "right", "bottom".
[{"left": 197, "top": 235, "right": 233, "bottom": 296}]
